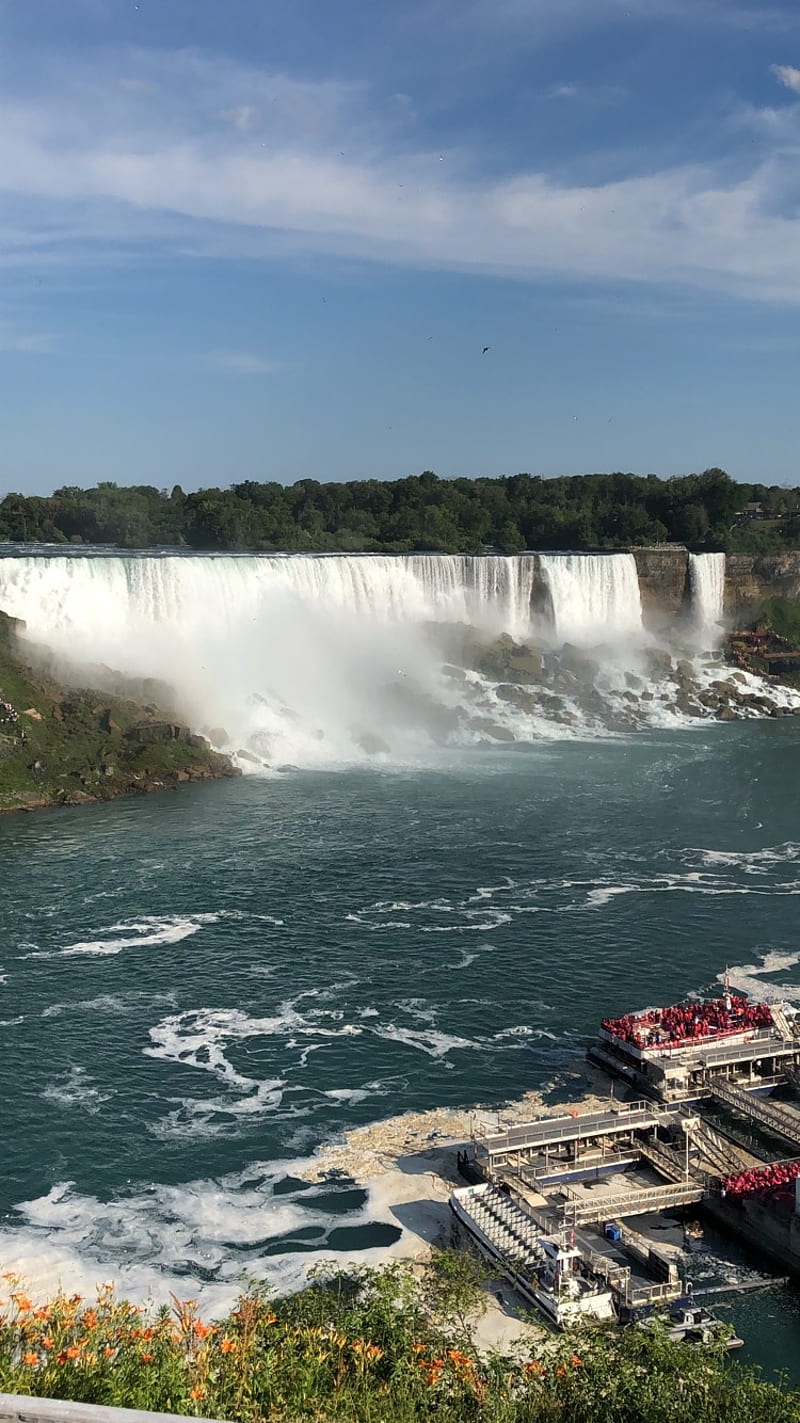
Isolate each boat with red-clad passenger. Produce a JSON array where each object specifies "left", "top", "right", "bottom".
[{"left": 588, "top": 983, "right": 799, "bottom": 1102}]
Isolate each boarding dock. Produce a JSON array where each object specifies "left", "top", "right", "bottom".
[{"left": 450, "top": 989, "right": 800, "bottom": 1330}]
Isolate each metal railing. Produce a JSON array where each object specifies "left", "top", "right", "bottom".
[
  {"left": 685, "top": 1116, "right": 754, "bottom": 1175},
  {"left": 477, "top": 1102, "right": 661, "bottom": 1157},
  {"left": 707, "top": 1077, "right": 800, "bottom": 1150},
  {"left": 560, "top": 1181, "right": 704, "bottom": 1227},
  {"left": 637, "top": 1138, "right": 688, "bottom": 1183}
]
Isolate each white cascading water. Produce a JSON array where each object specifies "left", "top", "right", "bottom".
[
  {"left": 538, "top": 554, "right": 643, "bottom": 645},
  {"left": 689, "top": 552, "right": 726, "bottom": 644},
  {"left": 5, "top": 547, "right": 792, "bottom": 762},
  {"left": 0, "top": 553, "right": 542, "bottom": 765}
]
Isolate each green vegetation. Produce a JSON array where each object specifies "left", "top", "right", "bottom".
[
  {"left": 2, "top": 469, "right": 799, "bottom": 553},
  {"left": 1, "top": 1258, "right": 797, "bottom": 1421},
  {"left": 757, "top": 597, "right": 800, "bottom": 648},
  {"left": 728, "top": 596, "right": 800, "bottom": 691},
  {"left": 0, "top": 611, "right": 238, "bottom": 813}
]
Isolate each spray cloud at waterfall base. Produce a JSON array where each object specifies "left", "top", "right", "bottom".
[{"left": 0, "top": 550, "right": 797, "bottom": 768}]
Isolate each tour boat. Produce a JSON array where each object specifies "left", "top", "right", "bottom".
[
  {"left": 638, "top": 1298, "right": 743, "bottom": 1349},
  {"left": 449, "top": 1183, "right": 616, "bottom": 1329}
]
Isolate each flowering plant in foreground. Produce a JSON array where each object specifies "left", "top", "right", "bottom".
[{"left": 1, "top": 1257, "right": 799, "bottom": 1421}]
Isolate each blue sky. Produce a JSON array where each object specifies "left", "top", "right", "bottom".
[{"left": 2, "top": 0, "right": 800, "bottom": 492}]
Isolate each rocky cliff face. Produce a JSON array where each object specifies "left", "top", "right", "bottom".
[
  {"left": 724, "top": 553, "right": 800, "bottom": 616},
  {"left": 632, "top": 549, "right": 690, "bottom": 628},
  {"left": 0, "top": 609, "right": 240, "bottom": 814},
  {"left": 630, "top": 549, "right": 800, "bottom": 623}
]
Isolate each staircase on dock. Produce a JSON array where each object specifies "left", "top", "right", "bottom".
[
  {"left": 770, "top": 1003, "right": 796, "bottom": 1042},
  {"left": 706, "top": 1077, "right": 800, "bottom": 1153},
  {"left": 683, "top": 1115, "right": 755, "bottom": 1176}
]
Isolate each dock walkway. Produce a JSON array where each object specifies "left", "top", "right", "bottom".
[
  {"left": 560, "top": 1180, "right": 704, "bottom": 1227},
  {"left": 477, "top": 1102, "right": 666, "bottom": 1164}
]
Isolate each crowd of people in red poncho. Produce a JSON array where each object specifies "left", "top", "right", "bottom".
[
  {"left": 601, "top": 996, "right": 773, "bottom": 1050},
  {"left": 722, "top": 1160, "right": 800, "bottom": 1200}
]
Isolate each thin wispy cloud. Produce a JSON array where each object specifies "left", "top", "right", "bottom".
[
  {"left": 468, "top": 0, "right": 799, "bottom": 36},
  {"left": 0, "top": 321, "right": 55, "bottom": 354},
  {"left": 220, "top": 105, "right": 259, "bottom": 132},
  {"left": 207, "top": 350, "right": 284, "bottom": 375},
  {"left": 547, "top": 80, "right": 627, "bottom": 102},
  {"left": 0, "top": 47, "right": 800, "bottom": 303},
  {"left": 771, "top": 63, "right": 800, "bottom": 94},
  {"left": 117, "top": 77, "right": 155, "bottom": 94}
]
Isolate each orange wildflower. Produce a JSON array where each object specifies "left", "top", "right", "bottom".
[
  {"left": 12, "top": 1294, "right": 33, "bottom": 1313},
  {"left": 524, "top": 1359, "right": 546, "bottom": 1378},
  {"left": 447, "top": 1348, "right": 474, "bottom": 1368},
  {"left": 189, "top": 1387, "right": 205, "bottom": 1402},
  {"left": 141, "top": 1352, "right": 155, "bottom": 1364},
  {"left": 57, "top": 1350, "right": 69, "bottom": 1365},
  {"left": 193, "top": 1322, "right": 212, "bottom": 1340},
  {"left": 571, "top": 1354, "right": 582, "bottom": 1368},
  {"left": 66, "top": 1346, "right": 81, "bottom": 1361},
  {"left": 23, "top": 1352, "right": 39, "bottom": 1367},
  {"left": 34, "top": 1308, "right": 52, "bottom": 1323},
  {"left": 104, "top": 1346, "right": 116, "bottom": 1358},
  {"left": 220, "top": 1337, "right": 235, "bottom": 1353},
  {"left": 556, "top": 1365, "right": 567, "bottom": 1378},
  {"left": 42, "top": 1336, "right": 54, "bottom": 1350},
  {"left": 82, "top": 1310, "right": 99, "bottom": 1330},
  {"left": 350, "top": 1339, "right": 383, "bottom": 1361}
]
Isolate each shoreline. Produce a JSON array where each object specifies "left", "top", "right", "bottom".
[{"left": 294, "top": 1068, "right": 616, "bottom": 1349}]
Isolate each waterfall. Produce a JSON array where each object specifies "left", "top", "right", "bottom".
[
  {"left": 538, "top": 554, "right": 643, "bottom": 645},
  {"left": 0, "top": 552, "right": 542, "bottom": 765},
  {"left": 689, "top": 553, "right": 726, "bottom": 643},
  {"left": 0, "top": 552, "right": 538, "bottom": 642},
  {"left": 0, "top": 547, "right": 766, "bottom": 762}
]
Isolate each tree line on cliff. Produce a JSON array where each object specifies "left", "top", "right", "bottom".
[{"left": 1, "top": 467, "right": 799, "bottom": 554}]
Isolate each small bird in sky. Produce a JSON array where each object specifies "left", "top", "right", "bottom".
[{"left": 482, "top": 345, "right": 491, "bottom": 355}]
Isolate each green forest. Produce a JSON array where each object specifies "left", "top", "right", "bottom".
[{"left": 1, "top": 468, "right": 799, "bottom": 554}]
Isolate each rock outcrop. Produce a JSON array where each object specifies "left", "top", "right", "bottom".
[
  {"left": 632, "top": 548, "right": 690, "bottom": 627},
  {"left": 725, "top": 554, "right": 800, "bottom": 616}
]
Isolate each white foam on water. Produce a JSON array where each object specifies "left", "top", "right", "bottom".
[
  {"left": 61, "top": 913, "right": 222, "bottom": 956},
  {"left": 370, "top": 1023, "right": 475, "bottom": 1058},
  {"left": 41, "top": 1066, "right": 113, "bottom": 1115},
  {"left": 700, "top": 843, "right": 800, "bottom": 873},
  {"left": 719, "top": 950, "right": 800, "bottom": 1004},
  {"left": 43, "top": 991, "right": 177, "bottom": 1019},
  {"left": 143, "top": 987, "right": 377, "bottom": 1136},
  {"left": 22, "top": 910, "right": 281, "bottom": 960},
  {"left": 322, "top": 1088, "right": 374, "bottom": 1105},
  {"left": 145, "top": 1006, "right": 303, "bottom": 1089},
  {"left": 0, "top": 1160, "right": 415, "bottom": 1314},
  {"left": 23, "top": 914, "right": 218, "bottom": 959}
]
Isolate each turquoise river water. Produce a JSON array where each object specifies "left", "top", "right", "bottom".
[{"left": 2, "top": 726, "right": 800, "bottom": 1382}]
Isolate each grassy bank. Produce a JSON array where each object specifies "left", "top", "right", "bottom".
[
  {"left": 0, "top": 1257, "right": 797, "bottom": 1422},
  {"left": 0, "top": 610, "right": 239, "bottom": 813}
]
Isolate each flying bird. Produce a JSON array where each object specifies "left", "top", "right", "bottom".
[{"left": 482, "top": 345, "right": 491, "bottom": 355}]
